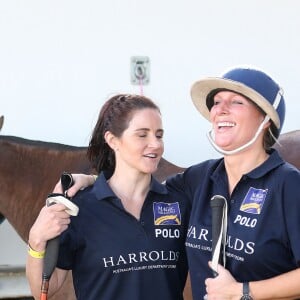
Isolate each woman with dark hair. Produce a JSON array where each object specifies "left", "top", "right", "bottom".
[{"left": 26, "top": 94, "right": 190, "bottom": 300}]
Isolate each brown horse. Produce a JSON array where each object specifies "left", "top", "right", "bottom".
[
  {"left": 0, "top": 124, "right": 299, "bottom": 299},
  {"left": 273, "top": 130, "right": 300, "bottom": 170},
  {"left": 0, "top": 136, "right": 185, "bottom": 241},
  {"left": 0, "top": 136, "right": 93, "bottom": 300}
]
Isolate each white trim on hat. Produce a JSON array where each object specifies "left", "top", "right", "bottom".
[{"left": 190, "top": 78, "right": 282, "bottom": 129}]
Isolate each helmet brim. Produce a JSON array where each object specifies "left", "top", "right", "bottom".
[{"left": 190, "top": 77, "right": 281, "bottom": 129}]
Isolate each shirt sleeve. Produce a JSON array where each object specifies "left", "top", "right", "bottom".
[
  {"left": 56, "top": 221, "right": 77, "bottom": 270},
  {"left": 282, "top": 166, "right": 300, "bottom": 266}
]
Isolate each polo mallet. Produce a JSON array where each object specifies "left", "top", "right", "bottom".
[
  {"left": 210, "top": 195, "right": 228, "bottom": 277},
  {"left": 40, "top": 172, "right": 79, "bottom": 300}
]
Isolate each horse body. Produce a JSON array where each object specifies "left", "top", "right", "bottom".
[
  {"left": 0, "top": 136, "right": 92, "bottom": 241},
  {"left": 273, "top": 130, "right": 300, "bottom": 170},
  {"left": 0, "top": 136, "right": 93, "bottom": 300}
]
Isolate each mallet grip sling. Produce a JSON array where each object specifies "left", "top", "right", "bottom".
[{"left": 40, "top": 172, "right": 79, "bottom": 300}]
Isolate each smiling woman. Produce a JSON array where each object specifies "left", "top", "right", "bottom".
[
  {"left": 26, "top": 94, "right": 191, "bottom": 300},
  {"left": 186, "top": 66, "right": 300, "bottom": 299},
  {"left": 0, "top": 132, "right": 187, "bottom": 300}
]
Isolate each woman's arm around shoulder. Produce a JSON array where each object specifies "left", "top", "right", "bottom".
[{"left": 53, "top": 174, "right": 97, "bottom": 197}]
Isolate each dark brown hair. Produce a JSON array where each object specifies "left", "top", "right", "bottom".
[
  {"left": 87, "top": 94, "right": 160, "bottom": 173},
  {"left": 264, "top": 122, "right": 278, "bottom": 150}
]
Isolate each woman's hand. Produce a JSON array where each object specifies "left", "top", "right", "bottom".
[
  {"left": 53, "top": 174, "right": 96, "bottom": 197},
  {"left": 28, "top": 203, "right": 71, "bottom": 251},
  {"left": 205, "top": 262, "right": 242, "bottom": 300}
]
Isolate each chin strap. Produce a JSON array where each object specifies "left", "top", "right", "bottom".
[
  {"left": 207, "top": 115, "right": 270, "bottom": 155},
  {"left": 207, "top": 89, "right": 283, "bottom": 156}
]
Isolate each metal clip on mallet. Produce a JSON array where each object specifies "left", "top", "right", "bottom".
[{"left": 40, "top": 172, "right": 79, "bottom": 300}]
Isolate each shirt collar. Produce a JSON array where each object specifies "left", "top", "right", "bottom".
[
  {"left": 93, "top": 171, "right": 168, "bottom": 201},
  {"left": 211, "top": 148, "right": 285, "bottom": 181},
  {"left": 246, "top": 148, "right": 285, "bottom": 178}
]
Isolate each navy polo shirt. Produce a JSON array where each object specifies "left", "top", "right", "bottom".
[
  {"left": 57, "top": 172, "right": 190, "bottom": 300},
  {"left": 166, "top": 149, "right": 300, "bottom": 300}
]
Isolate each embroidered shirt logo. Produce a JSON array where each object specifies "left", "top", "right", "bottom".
[
  {"left": 153, "top": 202, "right": 181, "bottom": 225},
  {"left": 240, "top": 187, "right": 268, "bottom": 214}
]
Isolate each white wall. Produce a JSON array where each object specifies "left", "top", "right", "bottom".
[{"left": 1, "top": 0, "right": 300, "bottom": 265}]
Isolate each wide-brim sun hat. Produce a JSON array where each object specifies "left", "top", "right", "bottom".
[{"left": 190, "top": 66, "right": 286, "bottom": 135}]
